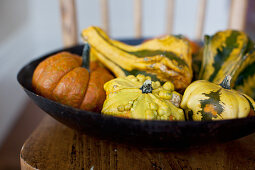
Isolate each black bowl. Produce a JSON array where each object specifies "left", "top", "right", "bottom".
[{"left": 17, "top": 39, "right": 255, "bottom": 148}]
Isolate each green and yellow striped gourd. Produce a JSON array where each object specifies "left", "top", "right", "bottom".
[
  {"left": 82, "top": 26, "right": 193, "bottom": 91},
  {"left": 199, "top": 30, "right": 255, "bottom": 98},
  {"left": 181, "top": 75, "right": 255, "bottom": 121}
]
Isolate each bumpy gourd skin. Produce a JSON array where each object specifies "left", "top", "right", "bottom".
[
  {"left": 32, "top": 52, "right": 113, "bottom": 111},
  {"left": 102, "top": 74, "right": 184, "bottom": 120},
  {"left": 180, "top": 76, "right": 255, "bottom": 121},
  {"left": 199, "top": 29, "right": 255, "bottom": 98},
  {"left": 82, "top": 26, "right": 193, "bottom": 91}
]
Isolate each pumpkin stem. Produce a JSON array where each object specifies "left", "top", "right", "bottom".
[
  {"left": 219, "top": 75, "right": 232, "bottom": 89},
  {"left": 140, "top": 79, "right": 153, "bottom": 93},
  {"left": 82, "top": 43, "right": 90, "bottom": 72}
]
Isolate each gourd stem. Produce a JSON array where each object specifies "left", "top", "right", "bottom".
[
  {"left": 82, "top": 43, "right": 90, "bottom": 72},
  {"left": 219, "top": 75, "right": 232, "bottom": 89},
  {"left": 140, "top": 79, "right": 153, "bottom": 93}
]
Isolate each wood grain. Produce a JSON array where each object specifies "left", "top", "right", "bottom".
[
  {"left": 134, "top": 0, "right": 142, "bottom": 38},
  {"left": 21, "top": 115, "right": 255, "bottom": 170},
  {"left": 59, "top": 0, "right": 78, "bottom": 47},
  {"left": 165, "top": 0, "right": 175, "bottom": 35},
  {"left": 195, "top": 0, "right": 207, "bottom": 40},
  {"left": 228, "top": 0, "right": 248, "bottom": 30},
  {"left": 101, "top": 0, "right": 109, "bottom": 34}
]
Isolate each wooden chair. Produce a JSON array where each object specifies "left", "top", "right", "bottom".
[
  {"left": 20, "top": 0, "right": 255, "bottom": 169},
  {"left": 59, "top": 0, "right": 249, "bottom": 47}
]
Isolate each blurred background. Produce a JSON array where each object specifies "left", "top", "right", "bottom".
[{"left": 0, "top": 0, "right": 254, "bottom": 169}]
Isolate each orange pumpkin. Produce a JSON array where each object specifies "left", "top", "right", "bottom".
[{"left": 32, "top": 44, "right": 114, "bottom": 112}]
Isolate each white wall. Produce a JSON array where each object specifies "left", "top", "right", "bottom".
[
  {"left": 0, "top": 0, "right": 62, "bottom": 145},
  {"left": 0, "top": 0, "right": 36, "bottom": 144},
  {"left": 0, "top": 0, "right": 230, "bottom": 145}
]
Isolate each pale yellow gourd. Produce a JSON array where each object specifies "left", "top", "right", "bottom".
[
  {"left": 102, "top": 74, "right": 185, "bottom": 120},
  {"left": 181, "top": 76, "right": 255, "bottom": 121}
]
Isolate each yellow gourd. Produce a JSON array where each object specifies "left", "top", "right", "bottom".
[
  {"left": 181, "top": 75, "right": 255, "bottom": 121},
  {"left": 102, "top": 74, "right": 185, "bottom": 120},
  {"left": 82, "top": 26, "right": 193, "bottom": 91}
]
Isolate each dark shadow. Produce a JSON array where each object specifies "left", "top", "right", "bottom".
[
  {"left": 0, "top": 100, "right": 45, "bottom": 170},
  {"left": 0, "top": 0, "right": 29, "bottom": 45}
]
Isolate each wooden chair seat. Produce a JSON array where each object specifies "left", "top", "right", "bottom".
[{"left": 20, "top": 115, "right": 255, "bottom": 169}]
